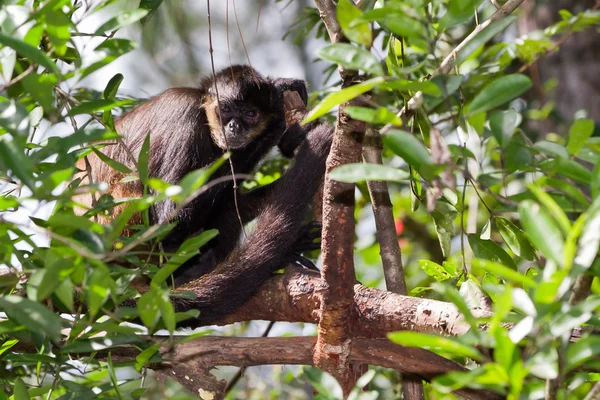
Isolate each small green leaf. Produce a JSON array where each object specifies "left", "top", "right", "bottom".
[
  {"left": 539, "top": 158, "right": 592, "bottom": 185},
  {"left": 538, "top": 177, "right": 590, "bottom": 207},
  {"left": 388, "top": 331, "right": 483, "bottom": 361},
  {"left": 337, "top": 0, "right": 372, "bottom": 46},
  {"left": 138, "top": 131, "right": 151, "bottom": 184},
  {"left": 419, "top": 260, "right": 452, "bottom": 282},
  {"left": 61, "top": 335, "right": 142, "bottom": 353},
  {"left": 135, "top": 344, "right": 161, "bottom": 371},
  {"left": 592, "top": 161, "right": 600, "bottom": 200},
  {"left": 138, "top": 287, "right": 162, "bottom": 330},
  {"left": 344, "top": 106, "right": 402, "bottom": 125},
  {"left": 317, "top": 44, "right": 383, "bottom": 76},
  {"left": 567, "top": 119, "right": 595, "bottom": 156},
  {"left": 385, "top": 14, "right": 427, "bottom": 40},
  {"left": 489, "top": 109, "right": 519, "bottom": 148},
  {"left": 0, "top": 33, "right": 61, "bottom": 76},
  {"left": 471, "top": 259, "right": 537, "bottom": 288},
  {"left": 519, "top": 200, "right": 564, "bottom": 266},
  {"left": 528, "top": 184, "right": 571, "bottom": 235},
  {"left": 86, "top": 264, "right": 112, "bottom": 317},
  {"left": 68, "top": 99, "right": 134, "bottom": 116},
  {"left": 95, "top": 9, "right": 149, "bottom": 34},
  {"left": 566, "top": 336, "right": 600, "bottom": 371},
  {"left": 0, "top": 138, "right": 35, "bottom": 189},
  {"left": 0, "top": 295, "right": 63, "bottom": 343},
  {"left": 384, "top": 79, "right": 442, "bottom": 96},
  {"left": 91, "top": 147, "right": 133, "bottom": 174},
  {"left": 465, "top": 74, "right": 532, "bottom": 117},
  {"left": 0, "top": 99, "right": 30, "bottom": 137},
  {"left": 21, "top": 72, "right": 58, "bottom": 112},
  {"left": 330, "top": 163, "right": 410, "bottom": 183},
  {"left": 495, "top": 217, "right": 536, "bottom": 260},
  {"left": 104, "top": 73, "right": 124, "bottom": 99},
  {"left": 382, "top": 130, "right": 438, "bottom": 180},
  {"left": 302, "top": 77, "right": 385, "bottom": 123},
  {"left": 13, "top": 378, "right": 30, "bottom": 400},
  {"left": 455, "top": 16, "right": 518, "bottom": 65},
  {"left": 439, "top": 0, "right": 485, "bottom": 29},
  {"left": 468, "top": 235, "right": 516, "bottom": 269},
  {"left": 533, "top": 141, "right": 569, "bottom": 159}
]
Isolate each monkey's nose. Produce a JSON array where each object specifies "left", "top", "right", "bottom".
[{"left": 227, "top": 119, "right": 241, "bottom": 134}]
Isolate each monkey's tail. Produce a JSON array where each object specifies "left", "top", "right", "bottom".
[{"left": 178, "top": 123, "right": 333, "bottom": 325}]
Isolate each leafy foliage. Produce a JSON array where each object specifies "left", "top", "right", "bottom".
[{"left": 0, "top": 0, "right": 599, "bottom": 398}]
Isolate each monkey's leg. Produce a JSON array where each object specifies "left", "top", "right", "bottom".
[{"left": 178, "top": 123, "right": 333, "bottom": 324}]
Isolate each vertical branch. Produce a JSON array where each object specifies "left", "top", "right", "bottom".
[
  {"left": 363, "top": 129, "right": 406, "bottom": 294},
  {"left": 313, "top": 0, "right": 364, "bottom": 395},
  {"left": 363, "top": 128, "right": 424, "bottom": 399}
]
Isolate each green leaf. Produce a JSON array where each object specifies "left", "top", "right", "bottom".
[
  {"left": 528, "top": 184, "right": 571, "bottom": 235},
  {"left": 468, "top": 235, "right": 516, "bottom": 269},
  {"left": 21, "top": 72, "right": 58, "bottom": 112},
  {"left": 317, "top": 44, "right": 383, "bottom": 76},
  {"left": 43, "top": 9, "right": 71, "bottom": 56},
  {"left": 566, "top": 335, "right": 600, "bottom": 371},
  {"left": 138, "top": 131, "right": 151, "bottom": 184},
  {"left": 388, "top": 331, "right": 483, "bottom": 361},
  {"left": 13, "top": 378, "right": 30, "bottom": 400},
  {"left": 0, "top": 33, "right": 61, "bottom": 76},
  {"left": 330, "top": 163, "right": 410, "bottom": 183},
  {"left": 567, "top": 119, "right": 594, "bottom": 156},
  {"left": 455, "top": 16, "right": 518, "bottom": 65},
  {"left": 0, "top": 295, "right": 63, "bottom": 343},
  {"left": 79, "top": 39, "right": 137, "bottom": 79},
  {"left": 61, "top": 335, "right": 142, "bottom": 353},
  {"left": 159, "top": 294, "right": 176, "bottom": 333},
  {"left": 344, "top": 106, "right": 402, "bottom": 125},
  {"left": 592, "top": 160, "right": 600, "bottom": 200},
  {"left": 471, "top": 259, "right": 537, "bottom": 288},
  {"left": 419, "top": 260, "right": 452, "bottom": 282},
  {"left": 103, "top": 73, "right": 124, "bottom": 99},
  {"left": 430, "top": 201, "right": 458, "bottom": 257},
  {"left": 538, "top": 177, "right": 590, "bottom": 207},
  {"left": 519, "top": 200, "right": 564, "bottom": 266},
  {"left": 439, "top": 0, "right": 485, "bottom": 29},
  {"left": 54, "top": 278, "right": 74, "bottom": 312},
  {"left": 0, "top": 99, "right": 30, "bottom": 137},
  {"left": 302, "top": 77, "right": 385, "bottom": 123},
  {"left": 495, "top": 217, "right": 536, "bottom": 260},
  {"left": 385, "top": 14, "right": 427, "bottom": 40},
  {"left": 95, "top": 9, "right": 149, "bottom": 34},
  {"left": 91, "top": 146, "right": 132, "bottom": 174},
  {"left": 135, "top": 344, "right": 161, "bottom": 371},
  {"left": 533, "top": 141, "right": 569, "bottom": 159},
  {"left": 382, "top": 129, "right": 438, "bottom": 180},
  {"left": 138, "top": 287, "right": 162, "bottom": 330},
  {"left": 384, "top": 79, "right": 443, "bottom": 96},
  {"left": 489, "top": 109, "right": 519, "bottom": 148},
  {"left": 151, "top": 251, "right": 199, "bottom": 287},
  {"left": 465, "top": 74, "right": 532, "bottom": 117},
  {"left": 0, "top": 138, "right": 35, "bottom": 189},
  {"left": 86, "top": 264, "right": 112, "bottom": 317},
  {"left": 68, "top": 99, "right": 134, "bottom": 116},
  {"left": 539, "top": 158, "right": 592, "bottom": 185},
  {"left": 336, "top": 0, "right": 372, "bottom": 46}
]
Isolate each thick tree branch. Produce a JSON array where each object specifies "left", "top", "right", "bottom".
[
  {"left": 313, "top": 0, "right": 365, "bottom": 394},
  {"left": 200, "top": 267, "right": 482, "bottom": 337}
]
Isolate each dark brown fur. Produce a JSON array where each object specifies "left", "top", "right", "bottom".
[{"left": 75, "top": 65, "right": 332, "bottom": 323}]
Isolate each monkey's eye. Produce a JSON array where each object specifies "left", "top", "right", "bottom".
[
  {"left": 245, "top": 110, "right": 257, "bottom": 118},
  {"left": 220, "top": 104, "right": 231, "bottom": 113}
]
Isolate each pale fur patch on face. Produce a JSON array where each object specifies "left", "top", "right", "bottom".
[{"left": 203, "top": 97, "right": 227, "bottom": 149}]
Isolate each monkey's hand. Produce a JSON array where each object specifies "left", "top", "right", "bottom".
[
  {"left": 288, "top": 221, "right": 321, "bottom": 271},
  {"left": 272, "top": 77, "right": 308, "bottom": 105}
]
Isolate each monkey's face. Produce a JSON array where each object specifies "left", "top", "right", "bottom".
[{"left": 205, "top": 97, "right": 269, "bottom": 150}]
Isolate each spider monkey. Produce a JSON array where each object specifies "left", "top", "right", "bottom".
[{"left": 76, "top": 65, "right": 332, "bottom": 323}]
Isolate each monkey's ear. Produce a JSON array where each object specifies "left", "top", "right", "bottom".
[{"left": 271, "top": 78, "right": 308, "bottom": 105}]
